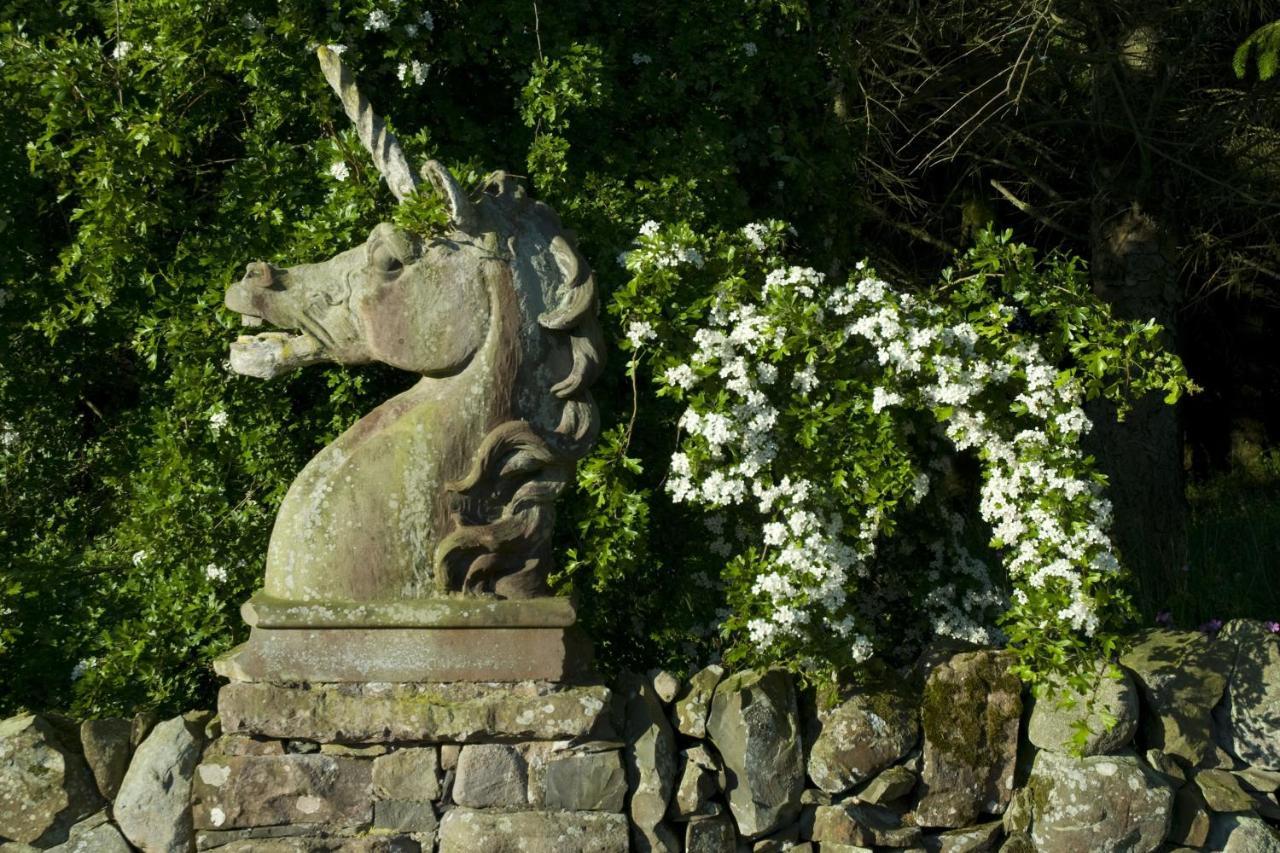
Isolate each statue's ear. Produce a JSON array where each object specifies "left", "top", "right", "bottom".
[{"left": 421, "top": 160, "right": 478, "bottom": 234}]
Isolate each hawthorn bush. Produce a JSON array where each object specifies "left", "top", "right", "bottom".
[{"left": 0, "top": 0, "right": 1185, "bottom": 714}]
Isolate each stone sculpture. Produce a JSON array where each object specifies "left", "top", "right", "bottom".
[{"left": 215, "top": 47, "right": 602, "bottom": 683}]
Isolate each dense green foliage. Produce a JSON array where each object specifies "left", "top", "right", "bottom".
[{"left": 0, "top": 0, "right": 1260, "bottom": 715}]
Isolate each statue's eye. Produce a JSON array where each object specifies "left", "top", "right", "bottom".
[{"left": 370, "top": 242, "right": 403, "bottom": 274}]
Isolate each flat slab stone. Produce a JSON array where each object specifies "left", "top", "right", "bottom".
[
  {"left": 191, "top": 754, "right": 373, "bottom": 830},
  {"left": 243, "top": 593, "right": 578, "bottom": 628},
  {"left": 437, "top": 808, "right": 629, "bottom": 853},
  {"left": 215, "top": 625, "right": 592, "bottom": 683},
  {"left": 218, "top": 681, "right": 613, "bottom": 743}
]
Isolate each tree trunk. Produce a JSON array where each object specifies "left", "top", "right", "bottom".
[{"left": 1088, "top": 204, "right": 1187, "bottom": 610}]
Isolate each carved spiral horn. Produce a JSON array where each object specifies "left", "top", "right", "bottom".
[{"left": 316, "top": 46, "right": 420, "bottom": 202}]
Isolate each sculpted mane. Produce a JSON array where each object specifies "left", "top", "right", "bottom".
[{"left": 435, "top": 176, "right": 604, "bottom": 597}]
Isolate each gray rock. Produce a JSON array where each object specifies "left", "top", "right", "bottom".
[
  {"left": 0, "top": 714, "right": 100, "bottom": 845},
  {"left": 1237, "top": 766, "right": 1280, "bottom": 793},
  {"left": 1144, "top": 747, "right": 1186, "bottom": 784},
  {"left": 1119, "top": 628, "right": 1233, "bottom": 767},
  {"left": 1206, "top": 813, "right": 1280, "bottom": 852},
  {"left": 129, "top": 712, "right": 158, "bottom": 749},
  {"left": 806, "top": 677, "right": 919, "bottom": 795},
  {"left": 1026, "top": 750, "right": 1173, "bottom": 853},
  {"left": 1026, "top": 665, "right": 1138, "bottom": 756},
  {"left": 544, "top": 749, "right": 627, "bottom": 812},
  {"left": 855, "top": 765, "right": 916, "bottom": 804},
  {"left": 1168, "top": 782, "right": 1211, "bottom": 848},
  {"left": 78, "top": 719, "right": 132, "bottom": 802},
  {"left": 650, "top": 670, "right": 681, "bottom": 705},
  {"left": 439, "top": 744, "right": 461, "bottom": 771},
  {"left": 1216, "top": 619, "right": 1280, "bottom": 770},
  {"left": 190, "top": 753, "right": 372, "bottom": 830},
  {"left": 437, "top": 808, "right": 629, "bottom": 853},
  {"left": 319, "top": 742, "right": 386, "bottom": 757},
  {"left": 673, "top": 665, "right": 724, "bottom": 739},
  {"left": 620, "top": 672, "right": 679, "bottom": 852},
  {"left": 1194, "top": 768, "right": 1255, "bottom": 812},
  {"left": 810, "top": 801, "right": 923, "bottom": 847},
  {"left": 926, "top": 820, "right": 1003, "bottom": 853},
  {"left": 372, "top": 746, "right": 440, "bottom": 801},
  {"left": 211, "top": 839, "right": 417, "bottom": 853},
  {"left": 706, "top": 668, "right": 804, "bottom": 839},
  {"left": 46, "top": 812, "right": 131, "bottom": 853},
  {"left": 683, "top": 814, "right": 736, "bottom": 852},
  {"left": 373, "top": 799, "right": 437, "bottom": 833},
  {"left": 115, "top": 716, "right": 203, "bottom": 853},
  {"left": 453, "top": 744, "right": 527, "bottom": 808},
  {"left": 668, "top": 747, "right": 719, "bottom": 821},
  {"left": 916, "top": 650, "right": 1021, "bottom": 827}
]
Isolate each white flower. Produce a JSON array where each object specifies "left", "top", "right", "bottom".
[
  {"left": 871, "top": 387, "right": 902, "bottom": 412},
  {"left": 742, "top": 222, "right": 769, "bottom": 251},
  {"left": 792, "top": 364, "right": 818, "bottom": 393},
  {"left": 626, "top": 320, "right": 657, "bottom": 349},
  {"left": 663, "top": 364, "right": 697, "bottom": 390},
  {"left": 205, "top": 563, "right": 228, "bottom": 583},
  {"left": 404, "top": 23, "right": 418, "bottom": 37},
  {"left": 71, "top": 659, "right": 95, "bottom": 681},
  {"left": 112, "top": 41, "right": 133, "bottom": 60},
  {"left": 419, "top": 10, "right": 435, "bottom": 29},
  {"left": 632, "top": 52, "right": 652, "bottom": 65},
  {"left": 365, "top": 10, "right": 392, "bottom": 31},
  {"left": 326, "top": 44, "right": 348, "bottom": 55},
  {"left": 396, "top": 60, "right": 429, "bottom": 85},
  {"left": 209, "top": 410, "right": 230, "bottom": 432},
  {"left": 329, "top": 161, "right": 350, "bottom": 181},
  {"left": 742, "top": 42, "right": 758, "bottom": 57},
  {"left": 131, "top": 550, "right": 147, "bottom": 567},
  {"left": 638, "top": 220, "right": 660, "bottom": 237}
]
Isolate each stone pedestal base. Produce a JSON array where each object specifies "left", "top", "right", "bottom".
[
  {"left": 195, "top": 680, "right": 626, "bottom": 853},
  {"left": 213, "top": 593, "right": 592, "bottom": 683}
]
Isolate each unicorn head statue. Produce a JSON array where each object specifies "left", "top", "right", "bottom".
[{"left": 224, "top": 48, "right": 603, "bottom": 611}]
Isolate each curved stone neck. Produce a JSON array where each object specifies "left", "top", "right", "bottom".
[{"left": 262, "top": 260, "right": 520, "bottom": 603}]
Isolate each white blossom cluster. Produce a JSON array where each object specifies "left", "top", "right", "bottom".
[
  {"left": 630, "top": 220, "right": 1122, "bottom": 665},
  {"left": 397, "top": 60, "right": 429, "bottom": 85},
  {"left": 620, "top": 221, "right": 704, "bottom": 273}
]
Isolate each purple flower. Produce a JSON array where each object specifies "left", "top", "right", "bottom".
[
  {"left": 1199, "top": 618, "right": 1224, "bottom": 636},
  {"left": 1265, "top": 621, "right": 1279, "bottom": 634},
  {"left": 1155, "top": 610, "right": 1174, "bottom": 627}
]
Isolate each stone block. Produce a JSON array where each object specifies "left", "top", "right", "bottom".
[
  {"left": 372, "top": 747, "right": 439, "bottom": 801},
  {"left": 684, "top": 813, "right": 736, "bottom": 852},
  {"left": 1216, "top": 619, "right": 1280, "bottom": 770},
  {"left": 806, "top": 676, "right": 919, "bottom": 795},
  {"left": 1120, "top": 628, "right": 1233, "bottom": 767},
  {"left": 190, "top": 754, "right": 373, "bottom": 830},
  {"left": 1026, "top": 750, "right": 1173, "bottom": 853},
  {"left": 544, "top": 748, "right": 627, "bottom": 812},
  {"left": 673, "top": 665, "right": 723, "bottom": 739},
  {"left": 1026, "top": 664, "right": 1138, "bottom": 756},
  {"left": 45, "top": 811, "right": 131, "bottom": 853},
  {"left": 916, "top": 650, "right": 1021, "bottom": 828},
  {"left": 620, "top": 671, "right": 679, "bottom": 852},
  {"left": 668, "top": 746, "right": 719, "bottom": 821},
  {"left": 0, "top": 714, "right": 100, "bottom": 845},
  {"left": 114, "top": 715, "right": 203, "bottom": 853},
  {"left": 78, "top": 718, "right": 132, "bottom": 801},
  {"left": 706, "top": 668, "right": 805, "bottom": 838},
  {"left": 373, "top": 799, "right": 437, "bottom": 833},
  {"left": 217, "top": 681, "right": 613, "bottom": 743},
  {"left": 811, "top": 802, "right": 922, "bottom": 847},
  {"left": 453, "top": 744, "right": 527, "bottom": 808},
  {"left": 437, "top": 808, "right": 629, "bottom": 853}
]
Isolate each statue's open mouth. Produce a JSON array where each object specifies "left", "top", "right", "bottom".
[{"left": 228, "top": 313, "right": 326, "bottom": 379}]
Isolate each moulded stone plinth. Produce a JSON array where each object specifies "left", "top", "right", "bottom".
[
  {"left": 217, "top": 681, "right": 614, "bottom": 744},
  {"left": 214, "top": 594, "right": 593, "bottom": 684}
]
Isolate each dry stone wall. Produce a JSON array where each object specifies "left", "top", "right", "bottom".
[{"left": 2, "top": 620, "right": 1280, "bottom": 852}]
